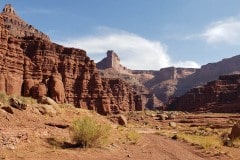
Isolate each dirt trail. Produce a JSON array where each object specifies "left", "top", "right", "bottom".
[
  {"left": 0, "top": 107, "right": 234, "bottom": 160},
  {"left": 16, "top": 134, "right": 219, "bottom": 160}
]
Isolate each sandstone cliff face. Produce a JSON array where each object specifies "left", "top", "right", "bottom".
[
  {"left": 0, "top": 11, "right": 24, "bottom": 96},
  {"left": 2, "top": 4, "right": 49, "bottom": 40},
  {"left": 97, "top": 51, "right": 163, "bottom": 109},
  {"left": 144, "top": 67, "right": 197, "bottom": 103},
  {"left": 97, "top": 49, "right": 240, "bottom": 110},
  {"left": 97, "top": 50, "right": 131, "bottom": 74},
  {"left": 175, "top": 55, "right": 240, "bottom": 97},
  {"left": 0, "top": 4, "right": 138, "bottom": 115},
  {"left": 168, "top": 74, "right": 240, "bottom": 112}
]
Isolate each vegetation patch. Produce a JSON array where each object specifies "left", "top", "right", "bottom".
[
  {"left": 16, "top": 96, "right": 37, "bottom": 105},
  {"left": 177, "top": 133, "right": 222, "bottom": 149},
  {"left": 126, "top": 129, "right": 141, "bottom": 145},
  {"left": 71, "top": 116, "right": 111, "bottom": 148},
  {"left": 0, "top": 92, "right": 10, "bottom": 105},
  {"left": 232, "top": 138, "right": 240, "bottom": 147}
]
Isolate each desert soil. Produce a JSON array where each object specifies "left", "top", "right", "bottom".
[{"left": 0, "top": 105, "right": 239, "bottom": 160}]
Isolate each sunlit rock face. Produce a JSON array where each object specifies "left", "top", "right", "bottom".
[
  {"left": 168, "top": 74, "right": 240, "bottom": 112},
  {"left": 0, "top": 4, "right": 140, "bottom": 115}
]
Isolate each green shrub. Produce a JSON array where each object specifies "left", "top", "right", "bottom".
[{"left": 71, "top": 116, "right": 111, "bottom": 148}]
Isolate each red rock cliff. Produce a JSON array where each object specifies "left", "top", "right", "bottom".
[
  {"left": 167, "top": 74, "right": 240, "bottom": 112},
  {"left": 0, "top": 4, "right": 138, "bottom": 115}
]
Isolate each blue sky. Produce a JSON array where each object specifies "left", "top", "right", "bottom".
[{"left": 1, "top": 1, "right": 240, "bottom": 69}]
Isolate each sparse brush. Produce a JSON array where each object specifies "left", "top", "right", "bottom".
[
  {"left": 58, "top": 103, "right": 74, "bottom": 108},
  {"left": 71, "top": 116, "right": 111, "bottom": 148},
  {"left": 232, "top": 138, "right": 240, "bottom": 147},
  {"left": 16, "top": 96, "right": 37, "bottom": 105},
  {"left": 177, "top": 133, "right": 222, "bottom": 149},
  {"left": 126, "top": 129, "right": 141, "bottom": 145},
  {"left": 0, "top": 92, "right": 10, "bottom": 105}
]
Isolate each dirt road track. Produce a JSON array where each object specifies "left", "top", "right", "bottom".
[{"left": 26, "top": 134, "right": 222, "bottom": 160}]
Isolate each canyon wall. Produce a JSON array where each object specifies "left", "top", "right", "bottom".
[
  {"left": 168, "top": 74, "right": 240, "bottom": 112},
  {"left": 0, "top": 4, "right": 140, "bottom": 115}
]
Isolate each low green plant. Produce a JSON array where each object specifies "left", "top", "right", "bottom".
[{"left": 71, "top": 116, "right": 111, "bottom": 148}]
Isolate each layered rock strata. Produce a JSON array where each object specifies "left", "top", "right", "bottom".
[
  {"left": 167, "top": 74, "right": 240, "bottom": 112},
  {"left": 0, "top": 4, "right": 139, "bottom": 115}
]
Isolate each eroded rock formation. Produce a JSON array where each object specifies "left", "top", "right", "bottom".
[
  {"left": 167, "top": 74, "right": 240, "bottom": 112},
  {"left": 97, "top": 51, "right": 163, "bottom": 109},
  {"left": 0, "top": 4, "right": 139, "bottom": 115},
  {"left": 2, "top": 4, "right": 49, "bottom": 40},
  {"left": 97, "top": 50, "right": 131, "bottom": 74}
]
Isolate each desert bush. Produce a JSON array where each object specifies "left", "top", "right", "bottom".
[
  {"left": 71, "top": 116, "right": 111, "bottom": 148},
  {"left": 232, "top": 138, "right": 240, "bottom": 147},
  {"left": 127, "top": 129, "right": 141, "bottom": 145}
]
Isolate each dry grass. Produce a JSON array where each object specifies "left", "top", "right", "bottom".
[
  {"left": 0, "top": 92, "right": 10, "bottom": 105},
  {"left": 232, "top": 138, "right": 240, "bottom": 147},
  {"left": 177, "top": 133, "right": 222, "bottom": 149},
  {"left": 58, "top": 103, "right": 75, "bottom": 108},
  {"left": 0, "top": 92, "right": 37, "bottom": 106},
  {"left": 126, "top": 129, "right": 141, "bottom": 145},
  {"left": 16, "top": 96, "right": 37, "bottom": 105},
  {"left": 71, "top": 116, "right": 111, "bottom": 148}
]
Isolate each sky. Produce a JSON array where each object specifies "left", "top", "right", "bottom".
[{"left": 1, "top": 0, "right": 240, "bottom": 70}]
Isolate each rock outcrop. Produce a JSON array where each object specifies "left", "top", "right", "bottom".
[
  {"left": 97, "top": 51, "right": 163, "bottom": 109},
  {"left": 143, "top": 67, "right": 197, "bottom": 103},
  {"left": 175, "top": 55, "right": 240, "bottom": 97},
  {"left": 167, "top": 74, "right": 240, "bottom": 112},
  {"left": 2, "top": 4, "right": 49, "bottom": 40},
  {"left": 0, "top": 4, "right": 139, "bottom": 115},
  {"left": 97, "top": 50, "right": 131, "bottom": 74},
  {"left": 97, "top": 49, "right": 240, "bottom": 109}
]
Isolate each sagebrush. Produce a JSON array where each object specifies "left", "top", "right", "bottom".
[
  {"left": 127, "top": 129, "right": 141, "bottom": 145},
  {"left": 71, "top": 116, "right": 111, "bottom": 148}
]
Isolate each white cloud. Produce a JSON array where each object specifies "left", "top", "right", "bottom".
[
  {"left": 59, "top": 27, "right": 199, "bottom": 70},
  {"left": 201, "top": 18, "right": 240, "bottom": 44},
  {"left": 173, "top": 61, "right": 200, "bottom": 68}
]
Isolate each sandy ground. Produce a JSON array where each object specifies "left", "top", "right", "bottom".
[{"left": 0, "top": 105, "right": 239, "bottom": 160}]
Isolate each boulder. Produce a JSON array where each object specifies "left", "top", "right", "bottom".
[
  {"left": 9, "top": 98, "right": 27, "bottom": 110},
  {"left": 118, "top": 115, "right": 127, "bottom": 126},
  {"left": 167, "top": 113, "right": 176, "bottom": 120},
  {"left": 38, "top": 96, "right": 61, "bottom": 114},
  {"left": 33, "top": 104, "right": 57, "bottom": 117},
  {"left": 169, "top": 122, "right": 177, "bottom": 128},
  {"left": 230, "top": 123, "right": 240, "bottom": 140},
  {"left": 1, "top": 106, "right": 14, "bottom": 114},
  {"left": 38, "top": 96, "right": 58, "bottom": 106},
  {"left": 158, "top": 114, "right": 168, "bottom": 120}
]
